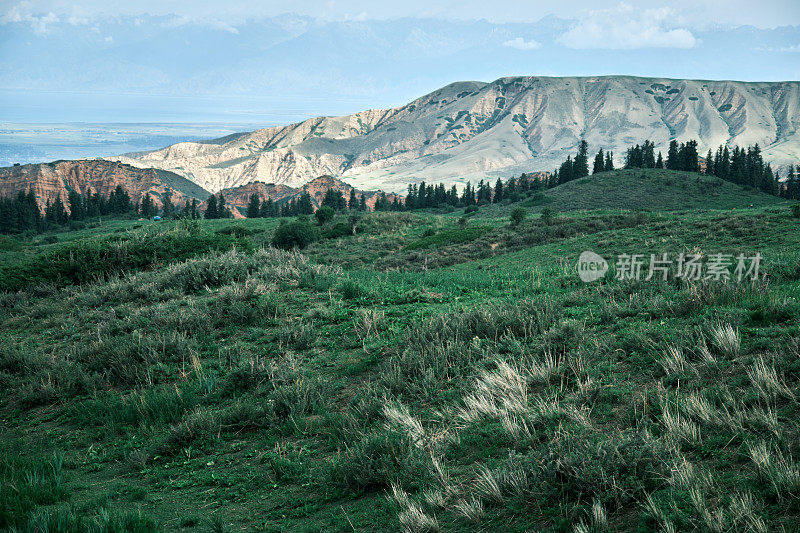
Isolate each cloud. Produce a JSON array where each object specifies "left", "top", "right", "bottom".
[
  {"left": 502, "top": 37, "right": 542, "bottom": 50},
  {"left": 778, "top": 44, "right": 800, "bottom": 52},
  {"left": 2, "top": 1, "right": 59, "bottom": 34},
  {"left": 557, "top": 3, "right": 697, "bottom": 49}
]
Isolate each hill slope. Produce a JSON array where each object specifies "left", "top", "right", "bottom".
[
  {"left": 509, "top": 169, "right": 788, "bottom": 214},
  {"left": 111, "top": 76, "right": 800, "bottom": 193},
  {"left": 0, "top": 160, "right": 211, "bottom": 212},
  {"left": 1, "top": 204, "right": 799, "bottom": 531}
]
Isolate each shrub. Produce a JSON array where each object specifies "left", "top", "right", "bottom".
[
  {"left": 510, "top": 207, "right": 528, "bottom": 226},
  {"left": 339, "top": 279, "right": 367, "bottom": 300},
  {"left": 541, "top": 207, "right": 556, "bottom": 225},
  {"left": 792, "top": 204, "right": 800, "bottom": 219},
  {"left": 271, "top": 220, "right": 319, "bottom": 250},
  {"left": 315, "top": 206, "right": 335, "bottom": 226},
  {"left": 322, "top": 221, "right": 353, "bottom": 239},
  {"left": 330, "top": 430, "right": 432, "bottom": 492}
]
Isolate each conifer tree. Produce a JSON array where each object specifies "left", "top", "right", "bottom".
[
  {"left": 247, "top": 194, "right": 260, "bottom": 218},
  {"left": 67, "top": 190, "right": 85, "bottom": 221},
  {"left": 605, "top": 151, "right": 614, "bottom": 171},
  {"left": 666, "top": 140, "right": 679, "bottom": 170},
  {"left": 162, "top": 189, "right": 175, "bottom": 218},
  {"left": 140, "top": 193, "right": 155, "bottom": 218},
  {"left": 593, "top": 148, "right": 605, "bottom": 174},
  {"left": 493, "top": 178, "right": 504, "bottom": 203},
  {"left": 573, "top": 140, "right": 589, "bottom": 178},
  {"left": 204, "top": 195, "right": 218, "bottom": 219}
]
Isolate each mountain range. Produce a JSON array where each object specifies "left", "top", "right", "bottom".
[{"left": 111, "top": 76, "right": 800, "bottom": 194}]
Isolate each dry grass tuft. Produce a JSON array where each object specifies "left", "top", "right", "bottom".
[{"left": 709, "top": 323, "right": 740, "bottom": 357}]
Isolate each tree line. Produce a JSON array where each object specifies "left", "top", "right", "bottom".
[
  {"left": 0, "top": 186, "right": 136, "bottom": 234},
  {"left": 242, "top": 188, "right": 375, "bottom": 219}
]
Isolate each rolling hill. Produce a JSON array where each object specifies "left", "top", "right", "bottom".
[{"left": 111, "top": 76, "right": 800, "bottom": 193}]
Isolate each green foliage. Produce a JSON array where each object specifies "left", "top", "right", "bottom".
[
  {"left": 405, "top": 225, "right": 490, "bottom": 250},
  {"left": 510, "top": 206, "right": 528, "bottom": 226},
  {"left": 315, "top": 206, "right": 335, "bottom": 225},
  {"left": 541, "top": 206, "right": 556, "bottom": 225},
  {"left": 0, "top": 220, "right": 239, "bottom": 291},
  {"left": 1, "top": 192, "right": 799, "bottom": 531},
  {"left": 271, "top": 219, "right": 319, "bottom": 249}
]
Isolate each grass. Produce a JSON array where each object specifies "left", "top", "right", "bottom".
[{"left": 0, "top": 169, "right": 799, "bottom": 531}]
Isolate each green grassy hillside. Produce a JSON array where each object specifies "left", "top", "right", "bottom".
[
  {"left": 1, "top": 171, "right": 799, "bottom": 532},
  {"left": 478, "top": 169, "right": 787, "bottom": 218}
]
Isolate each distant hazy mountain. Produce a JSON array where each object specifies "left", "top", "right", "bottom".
[{"left": 112, "top": 76, "right": 800, "bottom": 193}]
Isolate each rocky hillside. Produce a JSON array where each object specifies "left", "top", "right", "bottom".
[
  {"left": 111, "top": 76, "right": 800, "bottom": 193},
  {"left": 0, "top": 160, "right": 210, "bottom": 212},
  {"left": 0, "top": 160, "right": 401, "bottom": 217},
  {"left": 220, "top": 176, "right": 403, "bottom": 216}
]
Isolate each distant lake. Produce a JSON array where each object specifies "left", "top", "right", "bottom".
[{"left": 0, "top": 123, "right": 275, "bottom": 167}]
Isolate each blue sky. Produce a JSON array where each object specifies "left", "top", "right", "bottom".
[{"left": 1, "top": 0, "right": 799, "bottom": 123}]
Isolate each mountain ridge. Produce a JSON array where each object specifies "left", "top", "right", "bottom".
[{"left": 109, "top": 75, "right": 800, "bottom": 194}]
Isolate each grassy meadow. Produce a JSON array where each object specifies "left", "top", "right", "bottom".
[{"left": 1, "top": 169, "right": 799, "bottom": 532}]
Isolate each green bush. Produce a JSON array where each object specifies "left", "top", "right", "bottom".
[
  {"left": 271, "top": 220, "right": 319, "bottom": 250},
  {"left": 510, "top": 206, "right": 528, "bottom": 226},
  {"left": 541, "top": 206, "right": 556, "bottom": 225},
  {"left": 315, "top": 206, "right": 335, "bottom": 225},
  {"left": 322, "top": 221, "right": 353, "bottom": 239},
  {"left": 339, "top": 279, "right": 367, "bottom": 300},
  {"left": 792, "top": 204, "right": 800, "bottom": 219}
]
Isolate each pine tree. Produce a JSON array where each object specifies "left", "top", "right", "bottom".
[
  {"left": 322, "top": 189, "right": 346, "bottom": 211},
  {"left": 46, "top": 196, "right": 68, "bottom": 225},
  {"left": 460, "top": 182, "right": 474, "bottom": 206},
  {"left": 448, "top": 185, "right": 459, "bottom": 206},
  {"left": 204, "top": 195, "right": 218, "bottom": 219},
  {"left": 558, "top": 156, "right": 573, "bottom": 185},
  {"left": 643, "top": 140, "right": 656, "bottom": 168},
  {"left": 68, "top": 190, "right": 85, "bottom": 221},
  {"left": 605, "top": 151, "right": 614, "bottom": 171},
  {"left": 359, "top": 194, "right": 367, "bottom": 212},
  {"left": 656, "top": 151, "right": 664, "bottom": 169},
  {"left": 705, "top": 150, "right": 714, "bottom": 175},
  {"left": 247, "top": 194, "right": 260, "bottom": 218},
  {"left": 140, "top": 193, "right": 155, "bottom": 218},
  {"left": 573, "top": 140, "right": 589, "bottom": 178},
  {"left": 162, "top": 189, "right": 175, "bottom": 218},
  {"left": 666, "top": 140, "right": 679, "bottom": 170},
  {"left": 593, "top": 148, "right": 605, "bottom": 174},
  {"left": 348, "top": 189, "right": 357, "bottom": 210},
  {"left": 493, "top": 178, "right": 504, "bottom": 203}
]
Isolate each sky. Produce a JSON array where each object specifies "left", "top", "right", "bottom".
[
  {"left": 4, "top": 0, "right": 800, "bottom": 28},
  {"left": 1, "top": 0, "right": 799, "bottom": 123}
]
